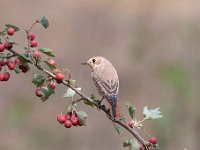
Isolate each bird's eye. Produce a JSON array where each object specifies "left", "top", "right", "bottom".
[{"left": 92, "top": 59, "right": 96, "bottom": 63}]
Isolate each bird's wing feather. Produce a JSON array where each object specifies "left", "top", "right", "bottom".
[{"left": 97, "top": 78, "right": 119, "bottom": 97}]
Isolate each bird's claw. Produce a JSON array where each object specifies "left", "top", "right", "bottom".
[{"left": 95, "top": 99, "right": 103, "bottom": 110}]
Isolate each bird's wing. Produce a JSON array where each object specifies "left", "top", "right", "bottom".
[{"left": 96, "top": 77, "right": 119, "bottom": 97}]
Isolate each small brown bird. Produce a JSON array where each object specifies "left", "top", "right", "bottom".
[{"left": 82, "top": 56, "right": 121, "bottom": 118}]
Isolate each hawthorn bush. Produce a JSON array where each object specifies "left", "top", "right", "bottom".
[{"left": 0, "top": 16, "right": 162, "bottom": 150}]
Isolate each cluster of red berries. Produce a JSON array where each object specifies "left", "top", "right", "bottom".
[
  {"left": 0, "top": 57, "right": 28, "bottom": 81},
  {"left": 26, "top": 31, "right": 42, "bottom": 60},
  {"left": 27, "top": 31, "right": 38, "bottom": 48},
  {"left": 57, "top": 112, "right": 82, "bottom": 128},
  {"left": 0, "top": 28, "right": 15, "bottom": 53},
  {"left": 0, "top": 27, "right": 16, "bottom": 52}
]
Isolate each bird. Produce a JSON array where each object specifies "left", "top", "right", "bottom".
[{"left": 82, "top": 56, "right": 121, "bottom": 118}]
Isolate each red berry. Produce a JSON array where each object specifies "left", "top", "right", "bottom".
[
  {"left": 128, "top": 120, "right": 135, "bottom": 128},
  {"left": 35, "top": 88, "right": 42, "bottom": 97},
  {"left": 14, "top": 57, "right": 21, "bottom": 64},
  {"left": 55, "top": 72, "right": 64, "bottom": 83},
  {"left": 139, "top": 144, "right": 143, "bottom": 150},
  {"left": 33, "top": 50, "right": 41, "bottom": 59},
  {"left": 49, "top": 81, "right": 56, "bottom": 89},
  {"left": 57, "top": 114, "right": 66, "bottom": 124},
  {"left": 49, "top": 59, "right": 56, "bottom": 66},
  {"left": 3, "top": 72, "right": 10, "bottom": 81},
  {"left": 0, "top": 60, "right": 6, "bottom": 66},
  {"left": 31, "top": 39, "right": 38, "bottom": 47},
  {"left": 4, "top": 42, "right": 12, "bottom": 50},
  {"left": 64, "top": 120, "right": 72, "bottom": 128},
  {"left": 0, "top": 73, "right": 4, "bottom": 81},
  {"left": 0, "top": 44, "right": 5, "bottom": 52},
  {"left": 27, "top": 32, "right": 35, "bottom": 41},
  {"left": 65, "top": 114, "right": 71, "bottom": 120},
  {"left": 71, "top": 117, "right": 78, "bottom": 126},
  {"left": 8, "top": 62, "right": 15, "bottom": 70},
  {"left": 149, "top": 137, "right": 157, "bottom": 145},
  {"left": 7, "top": 27, "right": 15, "bottom": 35},
  {"left": 19, "top": 65, "right": 28, "bottom": 73}
]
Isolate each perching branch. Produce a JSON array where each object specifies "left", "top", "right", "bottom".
[{"left": 6, "top": 47, "right": 153, "bottom": 150}]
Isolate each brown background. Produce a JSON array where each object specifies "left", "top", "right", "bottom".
[{"left": 0, "top": 0, "right": 200, "bottom": 150}]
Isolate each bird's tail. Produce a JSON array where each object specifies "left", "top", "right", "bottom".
[{"left": 109, "top": 101, "right": 122, "bottom": 119}]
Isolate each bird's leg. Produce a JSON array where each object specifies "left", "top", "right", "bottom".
[{"left": 95, "top": 97, "right": 104, "bottom": 110}]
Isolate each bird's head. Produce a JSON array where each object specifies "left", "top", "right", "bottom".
[{"left": 82, "top": 56, "right": 108, "bottom": 69}]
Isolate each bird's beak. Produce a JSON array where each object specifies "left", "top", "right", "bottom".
[{"left": 81, "top": 61, "right": 89, "bottom": 65}]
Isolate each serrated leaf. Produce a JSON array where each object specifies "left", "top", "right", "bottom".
[
  {"left": 143, "top": 106, "right": 163, "bottom": 120},
  {"left": 32, "top": 74, "right": 46, "bottom": 87},
  {"left": 126, "top": 102, "right": 136, "bottom": 119},
  {"left": 77, "top": 111, "right": 87, "bottom": 125},
  {"left": 38, "top": 16, "right": 49, "bottom": 29},
  {"left": 114, "top": 123, "right": 123, "bottom": 135},
  {"left": 43, "top": 60, "right": 56, "bottom": 70},
  {"left": 39, "top": 48, "right": 55, "bottom": 57},
  {"left": 63, "top": 87, "right": 81, "bottom": 98},
  {"left": 5, "top": 24, "right": 20, "bottom": 31}
]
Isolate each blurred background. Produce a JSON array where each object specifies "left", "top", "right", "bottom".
[{"left": 0, "top": 0, "right": 200, "bottom": 150}]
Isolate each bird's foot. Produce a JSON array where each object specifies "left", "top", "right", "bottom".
[{"left": 95, "top": 99, "right": 103, "bottom": 110}]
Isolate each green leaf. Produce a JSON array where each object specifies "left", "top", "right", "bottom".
[
  {"left": 121, "top": 117, "right": 126, "bottom": 124},
  {"left": 14, "top": 65, "right": 21, "bottom": 74},
  {"left": 38, "top": 16, "right": 49, "bottom": 29},
  {"left": 18, "top": 54, "right": 31, "bottom": 63},
  {"left": 126, "top": 102, "right": 136, "bottom": 119},
  {"left": 77, "top": 111, "right": 87, "bottom": 125},
  {"left": 123, "top": 138, "right": 140, "bottom": 150},
  {"left": 114, "top": 123, "right": 123, "bottom": 135},
  {"left": 143, "top": 106, "right": 163, "bottom": 120},
  {"left": 43, "top": 60, "right": 56, "bottom": 70},
  {"left": 39, "top": 48, "right": 55, "bottom": 57},
  {"left": 123, "top": 139, "right": 131, "bottom": 147},
  {"left": 63, "top": 87, "right": 81, "bottom": 98},
  {"left": 40, "top": 85, "right": 55, "bottom": 101},
  {"left": 5, "top": 24, "right": 20, "bottom": 31},
  {"left": 32, "top": 74, "right": 46, "bottom": 87},
  {"left": 68, "top": 79, "right": 76, "bottom": 86},
  {"left": 0, "top": 53, "right": 5, "bottom": 58}
]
